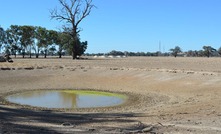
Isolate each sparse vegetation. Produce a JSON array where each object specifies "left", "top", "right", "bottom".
[{"left": 85, "top": 45, "right": 221, "bottom": 57}]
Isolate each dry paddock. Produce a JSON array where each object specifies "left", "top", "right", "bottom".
[{"left": 0, "top": 57, "right": 221, "bottom": 133}]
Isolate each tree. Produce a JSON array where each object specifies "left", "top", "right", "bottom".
[
  {"left": 35, "top": 28, "right": 56, "bottom": 58},
  {"left": 218, "top": 47, "right": 221, "bottom": 56},
  {"left": 0, "top": 26, "right": 6, "bottom": 53},
  {"left": 49, "top": 45, "right": 57, "bottom": 56},
  {"left": 50, "top": 0, "right": 95, "bottom": 59},
  {"left": 186, "top": 50, "right": 198, "bottom": 57},
  {"left": 202, "top": 46, "right": 216, "bottom": 58},
  {"left": 5, "top": 25, "right": 21, "bottom": 57},
  {"left": 34, "top": 27, "right": 45, "bottom": 58},
  {"left": 19, "top": 26, "right": 35, "bottom": 58},
  {"left": 64, "top": 37, "right": 87, "bottom": 57},
  {"left": 108, "top": 50, "right": 125, "bottom": 56},
  {"left": 46, "top": 30, "right": 58, "bottom": 58},
  {"left": 170, "top": 46, "right": 182, "bottom": 57},
  {"left": 55, "top": 31, "right": 72, "bottom": 58},
  {"left": 35, "top": 27, "right": 49, "bottom": 58}
]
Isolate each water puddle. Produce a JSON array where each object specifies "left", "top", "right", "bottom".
[{"left": 6, "top": 90, "right": 127, "bottom": 109}]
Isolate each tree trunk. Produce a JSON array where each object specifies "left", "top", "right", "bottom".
[
  {"left": 59, "top": 52, "right": 62, "bottom": 58},
  {"left": 29, "top": 47, "right": 32, "bottom": 58},
  {"left": 36, "top": 49, "right": 39, "bottom": 58},
  {"left": 22, "top": 50, "right": 25, "bottom": 58},
  {"left": 72, "top": 28, "right": 78, "bottom": 60},
  {"left": 44, "top": 50, "right": 47, "bottom": 58},
  {"left": 72, "top": 41, "right": 79, "bottom": 59},
  {"left": 72, "top": 51, "right": 77, "bottom": 59}
]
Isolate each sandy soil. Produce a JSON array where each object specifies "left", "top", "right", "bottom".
[{"left": 1, "top": 57, "right": 221, "bottom": 133}]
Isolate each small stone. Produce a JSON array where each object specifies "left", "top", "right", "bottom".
[
  {"left": 142, "top": 126, "right": 153, "bottom": 132},
  {"left": 88, "top": 128, "right": 95, "bottom": 131},
  {"left": 61, "top": 122, "right": 72, "bottom": 127}
]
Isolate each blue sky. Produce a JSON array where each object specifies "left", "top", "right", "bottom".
[{"left": 1, "top": 0, "right": 221, "bottom": 53}]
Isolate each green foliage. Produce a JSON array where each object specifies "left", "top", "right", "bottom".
[
  {"left": 78, "top": 41, "right": 88, "bottom": 57},
  {"left": 35, "top": 26, "right": 48, "bottom": 48},
  {"left": 19, "top": 25, "right": 35, "bottom": 58},
  {"left": 55, "top": 32, "right": 71, "bottom": 58},
  {"left": 0, "top": 26, "right": 6, "bottom": 53},
  {"left": 202, "top": 46, "right": 216, "bottom": 58},
  {"left": 170, "top": 46, "right": 182, "bottom": 57},
  {"left": 65, "top": 37, "right": 88, "bottom": 58},
  {"left": 108, "top": 50, "right": 125, "bottom": 56},
  {"left": 5, "top": 25, "right": 21, "bottom": 57},
  {"left": 48, "top": 45, "right": 57, "bottom": 56},
  {"left": 1, "top": 25, "right": 88, "bottom": 58},
  {"left": 35, "top": 27, "right": 59, "bottom": 58}
]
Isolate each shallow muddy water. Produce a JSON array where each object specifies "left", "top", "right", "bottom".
[{"left": 6, "top": 90, "right": 127, "bottom": 109}]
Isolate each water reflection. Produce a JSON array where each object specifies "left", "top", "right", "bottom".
[
  {"left": 59, "top": 92, "right": 77, "bottom": 108},
  {"left": 6, "top": 90, "right": 126, "bottom": 108}
]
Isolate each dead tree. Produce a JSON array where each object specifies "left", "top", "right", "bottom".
[{"left": 50, "top": 0, "right": 95, "bottom": 59}]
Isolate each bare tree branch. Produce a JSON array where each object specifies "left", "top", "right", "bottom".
[
  {"left": 50, "top": 8, "right": 72, "bottom": 23},
  {"left": 76, "top": 0, "right": 95, "bottom": 28},
  {"left": 50, "top": 0, "right": 95, "bottom": 59}
]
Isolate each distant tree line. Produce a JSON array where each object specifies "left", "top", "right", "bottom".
[
  {"left": 0, "top": 25, "right": 87, "bottom": 58},
  {"left": 169, "top": 46, "right": 220, "bottom": 58},
  {"left": 2, "top": 25, "right": 221, "bottom": 59},
  {"left": 85, "top": 45, "right": 221, "bottom": 58}
]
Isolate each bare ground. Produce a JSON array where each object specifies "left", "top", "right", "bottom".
[{"left": 0, "top": 57, "right": 221, "bottom": 133}]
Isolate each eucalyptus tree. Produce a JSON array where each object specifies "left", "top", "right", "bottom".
[
  {"left": 5, "top": 25, "right": 21, "bottom": 57},
  {"left": 170, "top": 46, "right": 182, "bottom": 57},
  {"left": 0, "top": 26, "right": 6, "bottom": 53},
  {"left": 35, "top": 26, "right": 48, "bottom": 58},
  {"left": 44, "top": 30, "right": 58, "bottom": 58},
  {"left": 55, "top": 31, "right": 72, "bottom": 58},
  {"left": 50, "top": 0, "right": 95, "bottom": 59},
  {"left": 218, "top": 47, "right": 221, "bottom": 56},
  {"left": 19, "top": 25, "right": 35, "bottom": 58},
  {"left": 64, "top": 35, "right": 87, "bottom": 58},
  {"left": 202, "top": 46, "right": 216, "bottom": 58}
]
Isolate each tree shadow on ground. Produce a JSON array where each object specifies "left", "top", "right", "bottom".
[{"left": 0, "top": 105, "right": 152, "bottom": 133}]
